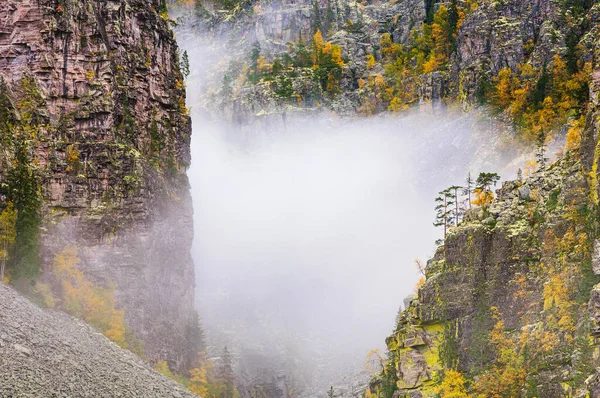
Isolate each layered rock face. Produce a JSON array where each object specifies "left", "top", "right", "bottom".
[
  {"left": 0, "top": 0, "right": 198, "bottom": 371},
  {"left": 378, "top": 155, "right": 598, "bottom": 396},
  {"left": 184, "top": 0, "right": 599, "bottom": 122},
  {"left": 368, "top": 8, "right": 600, "bottom": 395}
]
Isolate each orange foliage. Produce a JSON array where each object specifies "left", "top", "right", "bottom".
[{"left": 471, "top": 188, "right": 493, "bottom": 207}]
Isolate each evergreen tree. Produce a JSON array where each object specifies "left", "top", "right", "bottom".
[
  {"left": 6, "top": 142, "right": 41, "bottom": 280},
  {"left": 476, "top": 172, "right": 500, "bottom": 192},
  {"left": 327, "top": 385, "right": 335, "bottom": 398},
  {"left": 324, "top": 0, "right": 336, "bottom": 34},
  {"left": 472, "top": 172, "right": 501, "bottom": 208},
  {"left": 448, "top": 185, "right": 462, "bottom": 226},
  {"left": 434, "top": 188, "right": 455, "bottom": 240},
  {"left": 536, "top": 133, "right": 548, "bottom": 169},
  {"left": 180, "top": 50, "right": 190, "bottom": 79},
  {"left": 219, "top": 346, "right": 236, "bottom": 398},
  {"left": 447, "top": 0, "right": 459, "bottom": 52},
  {"left": 311, "top": 0, "right": 322, "bottom": 34},
  {"left": 463, "top": 172, "right": 473, "bottom": 209}
]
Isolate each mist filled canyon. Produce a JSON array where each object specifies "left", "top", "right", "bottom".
[
  {"left": 2, "top": 0, "right": 599, "bottom": 397},
  {"left": 176, "top": 15, "right": 533, "bottom": 393}
]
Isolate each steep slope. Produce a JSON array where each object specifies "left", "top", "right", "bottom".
[
  {"left": 0, "top": 0, "right": 199, "bottom": 371},
  {"left": 370, "top": 153, "right": 600, "bottom": 397},
  {"left": 0, "top": 283, "right": 198, "bottom": 398},
  {"left": 366, "top": 7, "right": 600, "bottom": 397}
]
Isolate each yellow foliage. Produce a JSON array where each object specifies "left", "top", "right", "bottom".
[
  {"left": 422, "top": 51, "right": 440, "bottom": 74},
  {"left": 331, "top": 44, "right": 344, "bottom": 68},
  {"left": 565, "top": 116, "right": 584, "bottom": 151},
  {"left": 414, "top": 276, "right": 425, "bottom": 293},
  {"left": 312, "top": 30, "right": 325, "bottom": 66},
  {"left": 366, "top": 54, "right": 376, "bottom": 69},
  {"left": 52, "top": 247, "right": 130, "bottom": 348},
  {"left": 34, "top": 283, "right": 56, "bottom": 308},
  {"left": 493, "top": 68, "right": 516, "bottom": 109},
  {"left": 256, "top": 56, "right": 270, "bottom": 73},
  {"left": 474, "top": 309, "right": 526, "bottom": 398},
  {"left": 66, "top": 144, "right": 79, "bottom": 164},
  {"left": 436, "top": 370, "right": 469, "bottom": 398},
  {"left": 388, "top": 97, "right": 407, "bottom": 112},
  {"left": 155, "top": 360, "right": 175, "bottom": 379},
  {"left": 524, "top": 159, "right": 539, "bottom": 176},
  {"left": 374, "top": 74, "right": 386, "bottom": 91},
  {"left": 0, "top": 202, "right": 17, "bottom": 262},
  {"left": 364, "top": 348, "right": 384, "bottom": 375},
  {"left": 471, "top": 188, "right": 493, "bottom": 207}
]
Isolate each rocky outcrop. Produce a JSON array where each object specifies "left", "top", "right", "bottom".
[
  {"left": 184, "top": 0, "right": 598, "bottom": 123},
  {"left": 0, "top": 0, "right": 198, "bottom": 371},
  {"left": 376, "top": 153, "right": 600, "bottom": 397},
  {"left": 0, "top": 283, "right": 198, "bottom": 397}
]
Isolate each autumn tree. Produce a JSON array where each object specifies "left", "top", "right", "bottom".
[
  {"left": 311, "top": 30, "right": 344, "bottom": 92},
  {"left": 436, "top": 370, "right": 469, "bottom": 398},
  {"left": 364, "top": 348, "right": 385, "bottom": 375},
  {"left": 472, "top": 172, "right": 500, "bottom": 208},
  {"left": 189, "top": 351, "right": 213, "bottom": 396},
  {"left": 0, "top": 203, "right": 17, "bottom": 281},
  {"left": 52, "top": 247, "right": 131, "bottom": 348}
]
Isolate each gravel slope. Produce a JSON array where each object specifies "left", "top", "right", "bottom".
[{"left": 0, "top": 283, "right": 199, "bottom": 398}]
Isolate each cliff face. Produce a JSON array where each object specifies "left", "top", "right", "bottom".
[
  {"left": 0, "top": 0, "right": 198, "bottom": 371},
  {"left": 367, "top": 5, "right": 600, "bottom": 396},
  {"left": 375, "top": 154, "right": 599, "bottom": 397},
  {"left": 185, "top": 0, "right": 598, "bottom": 124}
]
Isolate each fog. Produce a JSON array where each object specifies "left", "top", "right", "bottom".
[{"left": 175, "top": 19, "right": 527, "bottom": 393}]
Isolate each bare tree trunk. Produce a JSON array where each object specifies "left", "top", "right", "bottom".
[
  {"left": 443, "top": 196, "right": 447, "bottom": 240},
  {"left": 454, "top": 187, "right": 459, "bottom": 226}
]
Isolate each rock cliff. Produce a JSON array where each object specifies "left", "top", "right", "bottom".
[
  {"left": 367, "top": 2, "right": 600, "bottom": 395},
  {"left": 179, "top": 0, "right": 598, "bottom": 124},
  {"left": 0, "top": 0, "right": 198, "bottom": 371}
]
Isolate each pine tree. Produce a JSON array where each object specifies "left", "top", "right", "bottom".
[
  {"left": 448, "top": 185, "right": 462, "bottom": 226},
  {"left": 434, "top": 188, "right": 455, "bottom": 240},
  {"left": 476, "top": 172, "right": 500, "bottom": 192},
  {"left": 180, "top": 50, "right": 190, "bottom": 79},
  {"left": 311, "top": 0, "right": 322, "bottom": 34},
  {"left": 535, "top": 133, "right": 548, "bottom": 169},
  {"left": 463, "top": 172, "right": 473, "bottom": 209},
  {"left": 219, "top": 346, "right": 236, "bottom": 398},
  {"left": 324, "top": 0, "right": 336, "bottom": 34},
  {"left": 327, "top": 386, "right": 335, "bottom": 398},
  {"left": 472, "top": 172, "right": 500, "bottom": 208}
]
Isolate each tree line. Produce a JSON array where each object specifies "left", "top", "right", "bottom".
[{"left": 434, "top": 172, "right": 500, "bottom": 239}]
